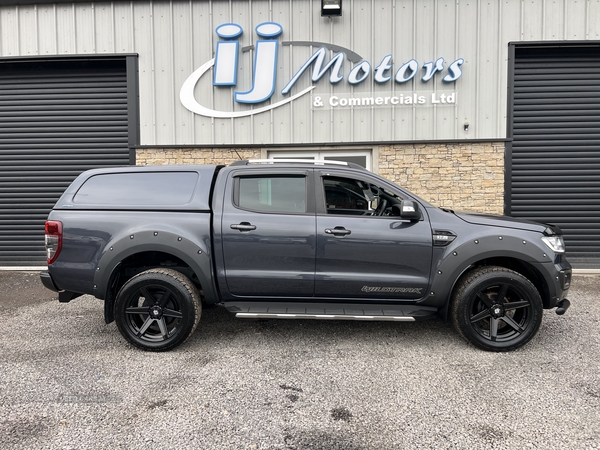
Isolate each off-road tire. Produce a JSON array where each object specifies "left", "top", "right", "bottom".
[
  {"left": 451, "top": 266, "right": 543, "bottom": 352},
  {"left": 114, "top": 268, "right": 201, "bottom": 351}
]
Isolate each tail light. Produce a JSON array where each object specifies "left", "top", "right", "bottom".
[{"left": 45, "top": 221, "right": 63, "bottom": 264}]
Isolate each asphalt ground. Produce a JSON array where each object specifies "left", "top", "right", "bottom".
[{"left": 0, "top": 271, "right": 599, "bottom": 450}]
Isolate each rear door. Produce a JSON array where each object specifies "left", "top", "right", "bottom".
[
  {"left": 315, "top": 170, "right": 433, "bottom": 300},
  {"left": 220, "top": 169, "right": 316, "bottom": 298}
]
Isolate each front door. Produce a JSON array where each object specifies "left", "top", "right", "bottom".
[
  {"left": 220, "top": 170, "right": 316, "bottom": 298},
  {"left": 315, "top": 171, "right": 433, "bottom": 300}
]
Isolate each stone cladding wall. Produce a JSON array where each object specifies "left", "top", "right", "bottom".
[
  {"left": 378, "top": 143, "right": 505, "bottom": 214},
  {"left": 136, "top": 148, "right": 261, "bottom": 166},
  {"left": 136, "top": 142, "right": 505, "bottom": 214}
]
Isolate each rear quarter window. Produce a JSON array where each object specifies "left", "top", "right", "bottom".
[{"left": 73, "top": 172, "right": 199, "bottom": 206}]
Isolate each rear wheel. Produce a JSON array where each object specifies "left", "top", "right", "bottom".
[
  {"left": 114, "top": 268, "right": 201, "bottom": 351},
  {"left": 451, "top": 266, "right": 543, "bottom": 352}
]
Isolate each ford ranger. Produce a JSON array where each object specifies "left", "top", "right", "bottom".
[{"left": 40, "top": 160, "right": 572, "bottom": 352}]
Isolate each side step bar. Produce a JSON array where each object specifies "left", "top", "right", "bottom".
[
  {"left": 236, "top": 312, "right": 415, "bottom": 321},
  {"left": 225, "top": 302, "right": 438, "bottom": 322}
]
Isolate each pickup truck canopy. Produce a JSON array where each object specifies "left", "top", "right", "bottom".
[{"left": 52, "top": 165, "right": 220, "bottom": 211}]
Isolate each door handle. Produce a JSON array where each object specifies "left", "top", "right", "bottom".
[
  {"left": 324, "top": 227, "right": 351, "bottom": 236},
  {"left": 230, "top": 222, "right": 257, "bottom": 232}
]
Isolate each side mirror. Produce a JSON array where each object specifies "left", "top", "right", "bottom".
[{"left": 398, "top": 200, "right": 421, "bottom": 221}]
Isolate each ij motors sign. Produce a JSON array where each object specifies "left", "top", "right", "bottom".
[{"left": 180, "top": 22, "right": 464, "bottom": 119}]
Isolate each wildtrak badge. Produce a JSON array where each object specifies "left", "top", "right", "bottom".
[
  {"left": 180, "top": 22, "right": 464, "bottom": 119},
  {"left": 361, "top": 286, "right": 423, "bottom": 294}
]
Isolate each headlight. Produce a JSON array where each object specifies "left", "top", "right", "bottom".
[{"left": 541, "top": 235, "right": 565, "bottom": 253}]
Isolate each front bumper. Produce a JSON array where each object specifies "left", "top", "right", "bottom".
[
  {"left": 556, "top": 261, "right": 572, "bottom": 290},
  {"left": 545, "top": 261, "right": 572, "bottom": 310}
]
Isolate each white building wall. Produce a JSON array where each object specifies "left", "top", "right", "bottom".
[{"left": 1, "top": 0, "right": 600, "bottom": 145}]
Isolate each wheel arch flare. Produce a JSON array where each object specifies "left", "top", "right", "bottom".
[
  {"left": 93, "top": 228, "right": 217, "bottom": 324},
  {"left": 427, "top": 231, "right": 554, "bottom": 312}
]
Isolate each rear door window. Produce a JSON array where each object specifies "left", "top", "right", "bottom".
[{"left": 235, "top": 175, "right": 307, "bottom": 214}]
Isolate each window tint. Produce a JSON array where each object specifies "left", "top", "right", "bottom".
[
  {"left": 73, "top": 172, "right": 199, "bottom": 206},
  {"left": 323, "top": 176, "right": 402, "bottom": 216},
  {"left": 238, "top": 176, "right": 306, "bottom": 213},
  {"left": 324, "top": 177, "right": 370, "bottom": 213}
]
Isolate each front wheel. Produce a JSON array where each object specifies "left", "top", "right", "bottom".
[
  {"left": 114, "top": 268, "right": 201, "bottom": 351},
  {"left": 451, "top": 266, "right": 543, "bottom": 352}
]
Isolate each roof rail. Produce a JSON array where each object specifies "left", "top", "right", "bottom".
[
  {"left": 230, "top": 159, "right": 367, "bottom": 170},
  {"left": 250, "top": 158, "right": 348, "bottom": 165}
]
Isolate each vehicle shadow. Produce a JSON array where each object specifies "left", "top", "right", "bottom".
[{"left": 186, "top": 303, "right": 458, "bottom": 350}]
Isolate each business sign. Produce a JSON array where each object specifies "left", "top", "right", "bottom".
[
  {"left": 180, "top": 22, "right": 464, "bottom": 118},
  {"left": 314, "top": 91, "right": 457, "bottom": 110}
]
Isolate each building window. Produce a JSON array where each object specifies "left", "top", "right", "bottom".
[{"left": 267, "top": 150, "right": 372, "bottom": 171}]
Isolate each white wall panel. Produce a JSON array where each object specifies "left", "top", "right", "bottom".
[
  {"left": 347, "top": 0, "right": 372, "bottom": 143},
  {"left": 456, "top": 0, "right": 478, "bottom": 140},
  {"left": 95, "top": 3, "right": 115, "bottom": 53},
  {"left": 307, "top": 0, "right": 332, "bottom": 143},
  {"left": 435, "top": 0, "right": 458, "bottom": 140},
  {"left": 190, "top": 1, "right": 214, "bottom": 144},
  {"left": 394, "top": 0, "right": 416, "bottom": 141},
  {"left": 55, "top": 4, "right": 76, "bottom": 54},
  {"left": 212, "top": 0, "right": 235, "bottom": 144},
  {"left": 271, "top": 0, "right": 292, "bottom": 144},
  {"left": 17, "top": 6, "right": 37, "bottom": 55},
  {"left": 566, "top": 0, "right": 587, "bottom": 39},
  {"left": 1, "top": 7, "right": 19, "bottom": 56},
  {"left": 74, "top": 3, "right": 95, "bottom": 53},
  {"left": 589, "top": 0, "right": 600, "bottom": 39},
  {"left": 499, "top": 0, "right": 520, "bottom": 135},
  {"left": 113, "top": 2, "right": 134, "bottom": 53},
  {"left": 522, "top": 0, "right": 543, "bottom": 40},
  {"left": 37, "top": 5, "right": 58, "bottom": 55},
  {"left": 543, "top": 0, "right": 565, "bottom": 40},
  {"left": 478, "top": 0, "right": 501, "bottom": 140},
  {"left": 1, "top": 0, "right": 600, "bottom": 145},
  {"left": 132, "top": 1, "right": 155, "bottom": 144},
  {"left": 289, "top": 0, "right": 312, "bottom": 144},
  {"left": 153, "top": 1, "right": 175, "bottom": 143},
  {"left": 172, "top": 1, "right": 194, "bottom": 144},
  {"left": 413, "top": 0, "right": 436, "bottom": 140},
  {"left": 329, "top": 3, "right": 352, "bottom": 144},
  {"left": 371, "top": 1, "right": 395, "bottom": 143}
]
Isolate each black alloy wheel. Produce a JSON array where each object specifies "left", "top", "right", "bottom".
[
  {"left": 114, "top": 268, "right": 201, "bottom": 351},
  {"left": 451, "top": 266, "right": 543, "bottom": 352}
]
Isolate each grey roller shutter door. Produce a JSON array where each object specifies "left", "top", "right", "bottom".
[
  {"left": 508, "top": 45, "right": 600, "bottom": 268},
  {"left": 0, "top": 58, "right": 133, "bottom": 266}
]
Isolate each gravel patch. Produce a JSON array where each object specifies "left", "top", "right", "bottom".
[{"left": 0, "top": 275, "right": 599, "bottom": 449}]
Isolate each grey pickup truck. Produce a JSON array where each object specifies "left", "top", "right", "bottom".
[{"left": 40, "top": 160, "right": 572, "bottom": 352}]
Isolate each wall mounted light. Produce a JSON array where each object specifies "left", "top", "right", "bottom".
[{"left": 322, "top": 0, "right": 342, "bottom": 17}]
